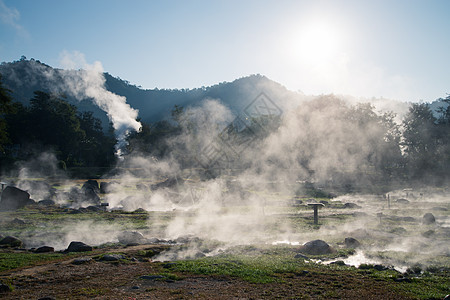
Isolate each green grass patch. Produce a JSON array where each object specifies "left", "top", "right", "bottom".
[
  {"left": 165, "top": 246, "right": 307, "bottom": 284},
  {"left": 0, "top": 252, "right": 69, "bottom": 272}
]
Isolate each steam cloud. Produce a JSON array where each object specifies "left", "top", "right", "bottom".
[
  {"left": 58, "top": 51, "right": 141, "bottom": 155},
  {"left": 1, "top": 61, "right": 448, "bottom": 271}
]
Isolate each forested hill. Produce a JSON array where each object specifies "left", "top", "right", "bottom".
[{"left": 0, "top": 58, "right": 302, "bottom": 127}]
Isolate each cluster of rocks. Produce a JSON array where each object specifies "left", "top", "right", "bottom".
[{"left": 0, "top": 179, "right": 114, "bottom": 212}]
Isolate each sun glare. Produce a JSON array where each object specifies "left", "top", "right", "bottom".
[{"left": 289, "top": 19, "right": 344, "bottom": 66}]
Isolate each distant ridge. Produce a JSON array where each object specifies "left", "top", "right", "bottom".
[
  {"left": 1, "top": 58, "right": 447, "bottom": 127},
  {"left": 0, "top": 58, "right": 304, "bottom": 128}
]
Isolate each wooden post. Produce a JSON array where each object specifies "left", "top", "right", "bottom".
[{"left": 308, "top": 203, "right": 325, "bottom": 225}]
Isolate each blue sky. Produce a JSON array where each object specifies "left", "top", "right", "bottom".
[{"left": 1, "top": 0, "right": 449, "bottom": 102}]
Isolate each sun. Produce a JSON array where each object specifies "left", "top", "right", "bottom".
[{"left": 289, "top": 19, "right": 344, "bottom": 66}]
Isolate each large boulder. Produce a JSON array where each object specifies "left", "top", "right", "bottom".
[
  {"left": 34, "top": 246, "right": 55, "bottom": 253},
  {"left": 423, "top": 213, "right": 435, "bottom": 225},
  {"left": 0, "top": 186, "right": 33, "bottom": 211},
  {"left": 0, "top": 236, "right": 23, "bottom": 248},
  {"left": 344, "top": 237, "right": 361, "bottom": 248},
  {"left": 66, "top": 241, "right": 93, "bottom": 252},
  {"left": 298, "top": 240, "right": 335, "bottom": 255},
  {"left": 83, "top": 186, "right": 100, "bottom": 204},
  {"left": 118, "top": 231, "right": 146, "bottom": 245},
  {"left": 82, "top": 180, "right": 100, "bottom": 193}
]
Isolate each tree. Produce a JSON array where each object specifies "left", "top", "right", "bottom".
[
  {"left": 402, "top": 103, "right": 438, "bottom": 180},
  {"left": 3, "top": 91, "right": 117, "bottom": 170},
  {"left": 0, "top": 74, "right": 15, "bottom": 153}
]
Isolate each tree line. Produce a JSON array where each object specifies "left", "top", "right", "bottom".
[
  {"left": 1, "top": 73, "right": 449, "bottom": 185},
  {"left": 0, "top": 75, "right": 116, "bottom": 174}
]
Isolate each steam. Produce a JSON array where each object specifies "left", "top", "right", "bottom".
[
  {"left": 1, "top": 69, "right": 448, "bottom": 272},
  {"left": 58, "top": 51, "right": 141, "bottom": 156}
]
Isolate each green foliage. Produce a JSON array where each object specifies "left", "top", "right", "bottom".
[
  {"left": 166, "top": 247, "right": 306, "bottom": 283},
  {"left": 1, "top": 91, "right": 116, "bottom": 172},
  {"left": 0, "top": 74, "right": 15, "bottom": 153},
  {"left": 0, "top": 252, "right": 66, "bottom": 272}
]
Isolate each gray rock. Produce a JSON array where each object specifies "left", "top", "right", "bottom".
[
  {"left": 423, "top": 213, "right": 435, "bottom": 225},
  {"left": 294, "top": 253, "right": 309, "bottom": 260},
  {"left": 0, "top": 186, "right": 33, "bottom": 211},
  {"left": 396, "top": 198, "right": 410, "bottom": 204},
  {"left": 83, "top": 188, "right": 100, "bottom": 204},
  {"left": 38, "top": 199, "right": 56, "bottom": 206},
  {"left": 118, "top": 231, "right": 145, "bottom": 245},
  {"left": 34, "top": 246, "right": 54, "bottom": 253},
  {"left": 82, "top": 180, "right": 100, "bottom": 193},
  {"left": 72, "top": 257, "right": 93, "bottom": 265},
  {"left": 66, "top": 241, "right": 93, "bottom": 252},
  {"left": 298, "top": 239, "right": 335, "bottom": 255},
  {"left": 344, "top": 237, "right": 361, "bottom": 248},
  {"left": 100, "top": 254, "right": 124, "bottom": 261},
  {"left": 330, "top": 260, "right": 347, "bottom": 266},
  {"left": 0, "top": 236, "right": 23, "bottom": 247}
]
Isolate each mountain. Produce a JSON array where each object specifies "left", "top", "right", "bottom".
[{"left": 0, "top": 58, "right": 304, "bottom": 129}]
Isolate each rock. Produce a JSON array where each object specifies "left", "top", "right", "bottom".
[
  {"left": 34, "top": 246, "right": 54, "bottom": 253},
  {"left": 344, "top": 237, "right": 361, "bottom": 248},
  {"left": 0, "top": 236, "right": 23, "bottom": 247},
  {"left": 319, "top": 200, "right": 329, "bottom": 205},
  {"left": 423, "top": 213, "right": 435, "bottom": 225},
  {"left": 294, "top": 253, "right": 309, "bottom": 260},
  {"left": 100, "top": 254, "right": 124, "bottom": 261},
  {"left": 0, "top": 186, "right": 33, "bottom": 211},
  {"left": 343, "top": 203, "right": 361, "bottom": 209},
  {"left": 396, "top": 198, "right": 410, "bottom": 204},
  {"left": 83, "top": 188, "right": 100, "bottom": 204},
  {"left": 99, "top": 182, "right": 109, "bottom": 194},
  {"left": 81, "top": 180, "right": 100, "bottom": 204},
  {"left": 66, "top": 241, "right": 93, "bottom": 252},
  {"left": 298, "top": 240, "right": 335, "bottom": 255},
  {"left": 118, "top": 231, "right": 145, "bottom": 245},
  {"left": 330, "top": 260, "right": 347, "bottom": 266},
  {"left": 82, "top": 180, "right": 100, "bottom": 193},
  {"left": 373, "top": 264, "right": 388, "bottom": 271},
  {"left": 72, "top": 257, "right": 93, "bottom": 265},
  {"left": 0, "top": 283, "right": 12, "bottom": 293},
  {"left": 38, "top": 199, "right": 56, "bottom": 206}
]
